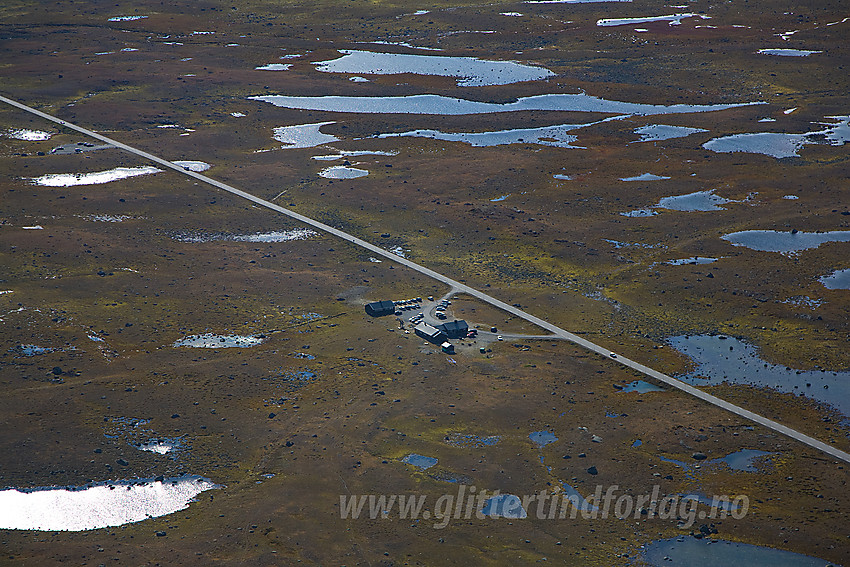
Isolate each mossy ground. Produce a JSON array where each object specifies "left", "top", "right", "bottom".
[{"left": 1, "top": 0, "right": 849, "bottom": 565}]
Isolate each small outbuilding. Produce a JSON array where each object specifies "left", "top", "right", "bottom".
[
  {"left": 365, "top": 300, "right": 396, "bottom": 317},
  {"left": 441, "top": 342, "right": 455, "bottom": 354},
  {"left": 436, "top": 319, "right": 469, "bottom": 339},
  {"left": 414, "top": 322, "right": 448, "bottom": 344}
]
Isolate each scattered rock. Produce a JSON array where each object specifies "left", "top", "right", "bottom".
[
  {"left": 587, "top": 466, "right": 598, "bottom": 475},
  {"left": 692, "top": 452, "right": 707, "bottom": 460}
]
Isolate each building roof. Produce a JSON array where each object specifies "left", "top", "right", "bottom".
[
  {"left": 414, "top": 322, "right": 443, "bottom": 337},
  {"left": 436, "top": 320, "right": 468, "bottom": 337},
  {"left": 365, "top": 300, "right": 396, "bottom": 317}
]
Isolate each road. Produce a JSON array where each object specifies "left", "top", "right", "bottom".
[{"left": 3, "top": 92, "right": 849, "bottom": 464}]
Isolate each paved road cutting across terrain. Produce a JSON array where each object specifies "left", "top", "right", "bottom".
[{"left": 3, "top": 92, "right": 848, "bottom": 464}]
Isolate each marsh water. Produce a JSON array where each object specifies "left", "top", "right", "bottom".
[
  {"left": 0, "top": 476, "right": 218, "bottom": 531},
  {"left": 670, "top": 334, "right": 850, "bottom": 415},
  {"left": 641, "top": 536, "right": 836, "bottom": 566}
]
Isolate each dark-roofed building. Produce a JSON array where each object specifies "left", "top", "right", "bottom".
[
  {"left": 436, "top": 320, "right": 469, "bottom": 339},
  {"left": 414, "top": 322, "right": 447, "bottom": 344},
  {"left": 365, "top": 300, "right": 395, "bottom": 317}
]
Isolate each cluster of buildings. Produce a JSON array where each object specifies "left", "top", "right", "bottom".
[{"left": 365, "top": 300, "right": 474, "bottom": 354}]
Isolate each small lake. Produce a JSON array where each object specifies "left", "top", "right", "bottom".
[
  {"left": 669, "top": 334, "right": 850, "bottom": 415},
  {"left": 620, "top": 173, "right": 670, "bottom": 182},
  {"left": 174, "top": 228, "right": 317, "bottom": 243},
  {"left": 0, "top": 475, "right": 218, "bottom": 531},
  {"left": 620, "top": 208, "right": 658, "bottom": 217},
  {"left": 255, "top": 63, "right": 292, "bottom": 71},
  {"left": 481, "top": 494, "right": 527, "bottom": 518},
  {"left": 757, "top": 48, "right": 822, "bottom": 56},
  {"left": 401, "top": 454, "right": 438, "bottom": 470},
  {"left": 250, "top": 93, "right": 761, "bottom": 117},
  {"left": 108, "top": 15, "right": 147, "bottom": 21},
  {"left": 313, "top": 49, "right": 555, "bottom": 86},
  {"left": 376, "top": 122, "right": 587, "bottom": 148},
  {"left": 137, "top": 437, "right": 182, "bottom": 455},
  {"left": 597, "top": 13, "right": 708, "bottom": 27},
  {"left": 721, "top": 230, "right": 850, "bottom": 253},
  {"left": 273, "top": 122, "right": 340, "bottom": 149},
  {"left": 704, "top": 132, "right": 808, "bottom": 158},
  {"left": 560, "top": 482, "right": 597, "bottom": 512},
  {"left": 656, "top": 189, "right": 732, "bottom": 211},
  {"left": 312, "top": 150, "right": 396, "bottom": 161},
  {"left": 4, "top": 128, "right": 52, "bottom": 140},
  {"left": 665, "top": 257, "right": 718, "bottom": 265},
  {"left": 529, "top": 431, "right": 559, "bottom": 448},
  {"left": 173, "top": 334, "right": 264, "bottom": 348},
  {"left": 820, "top": 268, "right": 850, "bottom": 290},
  {"left": 620, "top": 380, "right": 665, "bottom": 393},
  {"left": 641, "top": 536, "right": 836, "bottom": 567},
  {"left": 172, "top": 160, "right": 211, "bottom": 172},
  {"left": 633, "top": 124, "right": 707, "bottom": 142},
  {"left": 318, "top": 165, "right": 369, "bottom": 179},
  {"left": 709, "top": 449, "right": 773, "bottom": 472},
  {"left": 703, "top": 115, "right": 850, "bottom": 158},
  {"left": 31, "top": 166, "right": 161, "bottom": 187}
]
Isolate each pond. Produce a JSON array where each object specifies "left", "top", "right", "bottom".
[
  {"left": 273, "top": 122, "right": 340, "bottom": 149},
  {"left": 721, "top": 230, "right": 850, "bottom": 254},
  {"left": 318, "top": 165, "right": 369, "bottom": 179},
  {"left": 250, "top": 93, "right": 761, "bottom": 117},
  {"left": 620, "top": 173, "right": 670, "bottom": 182},
  {"left": 173, "top": 334, "right": 264, "bottom": 348},
  {"left": 757, "top": 48, "right": 822, "bottom": 56},
  {"left": 480, "top": 494, "right": 527, "bottom": 518},
  {"left": 376, "top": 122, "right": 588, "bottom": 148},
  {"left": 703, "top": 115, "right": 850, "bottom": 158},
  {"left": 0, "top": 475, "right": 218, "bottom": 531},
  {"left": 619, "top": 380, "right": 665, "bottom": 393},
  {"left": 633, "top": 124, "right": 707, "bottom": 142},
  {"left": 820, "top": 268, "right": 850, "bottom": 290},
  {"left": 669, "top": 334, "right": 850, "bottom": 415},
  {"left": 597, "top": 13, "right": 708, "bottom": 27},
  {"left": 174, "top": 228, "right": 317, "bottom": 243},
  {"left": 4, "top": 128, "right": 52, "bottom": 140},
  {"left": 401, "top": 454, "right": 438, "bottom": 470},
  {"left": 313, "top": 49, "right": 555, "bottom": 86},
  {"left": 529, "top": 431, "right": 559, "bottom": 448},
  {"left": 656, "top": 189, "right": 733, "bottom": 211},
  {"left": 31, "top": 166, "right": 161, "bottom": 187},
  {"left": 641, "top": 536, "right": 836, "bottom": 567}
]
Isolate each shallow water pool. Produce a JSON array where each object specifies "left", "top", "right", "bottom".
[
  {"left": 0, "top": 475, "right": 217, "bottom": 531},
  {"left": 641, "top": 536, "right": 834, "bottom": 566},
  {"left": 251, "top": 93, "right": 761, "bottom": 117},
  {"left": 313, "top": 49, "right": 555, "bottom": 86},
  {"left": 670, "top": 334, "right": 850, "bottom": 415},
  {"left": 721, "top": 230, "right": 850, "bottom": 253},
  {"left": 173, "top": 334, "right": 264, "bottom": 348}
]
